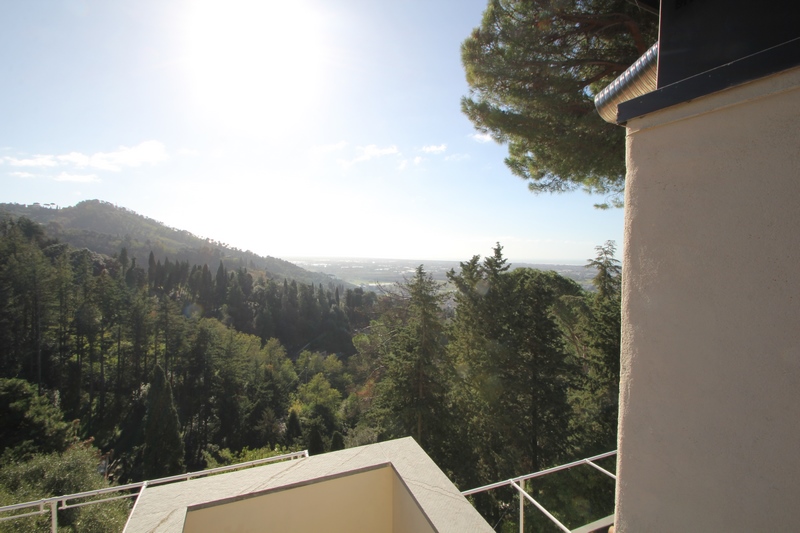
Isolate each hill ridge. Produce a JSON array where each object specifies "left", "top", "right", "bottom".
[{"left": 0, "top": 200, "right": 350, "bottom": 288}]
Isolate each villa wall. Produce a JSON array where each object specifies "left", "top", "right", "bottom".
[{"left": 616, "top": 65, "right": 800, "bottom": 531}]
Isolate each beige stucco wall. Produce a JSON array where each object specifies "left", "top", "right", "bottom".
[
  {"left": 392, "top": 470, "right": 437, "bottom": 533},
  {"left": 183, "top": 465, "right": 435, "bottom": 533},
  {"left": 616, "top": 66, "right": 800, "bottom": 531}
]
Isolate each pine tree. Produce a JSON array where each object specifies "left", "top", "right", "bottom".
[
  {"left": 461, "top": 0, "right": 658, "bottom": 206},
  {"left": 142, "top": 365, "right": 184, "bottom": 479}
]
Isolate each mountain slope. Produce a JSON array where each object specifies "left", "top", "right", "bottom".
[{"left": 0, "top": 200, "right": 349, "bottom": 288}]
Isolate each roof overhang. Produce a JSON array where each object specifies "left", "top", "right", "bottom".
[{"left": 598, "top": 0, "right": 800, "bottom": 124}]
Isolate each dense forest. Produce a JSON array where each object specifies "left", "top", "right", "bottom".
[{"left": 0, "top": 215, "right": 621, "bottom": 532}]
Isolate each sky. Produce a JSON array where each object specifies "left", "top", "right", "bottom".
[{"left": 0, "top": 0, "right": 624, "bottom": 264}]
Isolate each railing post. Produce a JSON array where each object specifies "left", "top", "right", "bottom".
[
  {"left": 510, "top": 481, "right": 571, "bottom": 533},
  {"left": 519, "top": 479, "right": 525, "bottom": 533},
  {"left": 49, "top": 501, "right": 57, "bottom": 533}
]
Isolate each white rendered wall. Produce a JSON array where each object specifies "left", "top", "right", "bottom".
[{"left": 616, "top": 66, "right": 800, "bottom": 531}]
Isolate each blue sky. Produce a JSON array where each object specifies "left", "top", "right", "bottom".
[{"left": 0, "top": 0, "right": 624, "bottom": 263}]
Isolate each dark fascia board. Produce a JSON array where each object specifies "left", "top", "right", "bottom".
[{"left": 617, "top": 37, "right": 800, "bottom": 124}]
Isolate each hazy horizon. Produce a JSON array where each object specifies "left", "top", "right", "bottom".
[{"left": 287, "top": 256, "right": 590, "bottom": 266}]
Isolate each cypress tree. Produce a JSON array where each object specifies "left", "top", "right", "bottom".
[
  {"left": 285, "top": 410, "right": 302, "bottom": 446},
  {"left": 147, "top": 251, "right": 156, "bottom": 287},
  {"left": 307, "top": 425, "right": 325, "bottom": 456},
  {"left": 214, "top": 261, "right": 228, "bottom": 311},
  {"left": 330, "top": 431, "right": 345, "bottom": 452}
]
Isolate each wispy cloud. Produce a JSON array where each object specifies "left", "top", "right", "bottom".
[
  {"left": 54, "top": 172, "right": 100, "bottom": 183},
  {"left": 445, "top": 153, "right": 470, "bottom": 162},
  {"left": 4, "top": 141, "right": 167, "bottom": 176},
  {"left": 57, "top": 140, "right": 167, "bottom": 171},
  {"left": 340, "top": 144, "right": 399, "bottom": 168},
  {"left": 9, "top": 171, "right": 36, "bottom": 178},
  {"left": 470, "top": 132, "right": 493, "bottom": 143},
  {"left": 353, "top": 144, "right": 399, "bottom": 163},
  {"left": 6, "top": 155, "right": 58, "bottom": 167},
  {"left": 398, "top": 155, "right": 425, "bottom": 170},
  {"left": 421, "top": 144, "right": 446, "bottom": 154}
]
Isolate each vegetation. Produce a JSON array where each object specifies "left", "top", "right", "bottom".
[
  {"left": 142, "top": 365, "right": 184, "bottom": 479},
  {"left": 0, "top": 445, "right": 130, "bottom": 533},
  {"left": 0, "top": 215, "right": 621, "bottom": 531},
  {"left": 461, "top": 0, "right": 658, "bottom": 207}
]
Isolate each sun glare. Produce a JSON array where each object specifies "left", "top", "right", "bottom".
[{"left": 181, "top": 0, "right": 329, "bottom": 135}]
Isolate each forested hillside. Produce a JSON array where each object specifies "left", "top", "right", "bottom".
[
  {"left": 0, "top": 200, "right": 345, "bottom": 289},
  {"left": 0, "top": 215, "right": 621, "bottom": 532}
]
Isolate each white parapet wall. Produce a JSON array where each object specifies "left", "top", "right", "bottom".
[
  {"left": 124, "top": 437, "right": 493, "bottom": 533},
  {"left": 616, "top": 65, "right": 800, "bottom": 531}
]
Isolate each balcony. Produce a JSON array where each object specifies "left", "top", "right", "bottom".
[{"left": 0, "top": 438, "right": 616, "bottom": 533}]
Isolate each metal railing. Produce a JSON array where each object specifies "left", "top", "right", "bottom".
[
  {"left": 462, "top": 450, "right": 617, "bottom": 533},
  {"left": 0, "top": 450, "right": 308, "bottom": 533}
]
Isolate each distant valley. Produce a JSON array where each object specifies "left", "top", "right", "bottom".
[{"left": 289, "top": 257, "right": 596, "bottom": 291}]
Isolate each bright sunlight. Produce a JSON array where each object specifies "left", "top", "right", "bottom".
[{"left": 181, "top": 0, "right": 330, "bottom": 134}]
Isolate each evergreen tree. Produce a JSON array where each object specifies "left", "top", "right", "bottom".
[
  {"left": 142, "top": 365, "right": 184, "bottom": 478},
  {"left": 447, "top": 246, "right": 576, "bottom": 485},
  {"left": 306, "top": 425, "right": 325, "bottom": 456},
  {"left": 226, "top": 275, "right": 253, "bottom": 334},
  {"left": 285, "top": 410, "right": 302, "bottom": 446},
  {"left": 370, "top": 266, "right": 450, "bottom": 456},
  {"left": 581, "top": 241, "right": 622, "bottom": 451},
  {"left": 214, "top": 261, "right": 228, "bottom": 313},
  {"left": 147, "top": 251, "right": 157, "bottom": 288},
  {"left": 177, "top": 319, "right": 219, "bottom": 469},
  {"left": 461, "top": 0, "right": 658, "bottom": 207},
  {"left": 119, "top": 247, "right": 129, "bottom": 280},
  {"left": 0, "top": 220, "right": 57, "bottom": 391},
  {"left": 0, "top": 378, "right": 76, "bottom": 461},
  {"left": 197, "top": 264, "right": 214, "bottom": 314},
  {"left": 278, "top": 280, "right": 300, "bottom": 350},
  {"left": 127, "top": 290, "right": 152, "bottom": 386},
  {"left": 330, "top": 430, "right": 345, "bottom": 451}
]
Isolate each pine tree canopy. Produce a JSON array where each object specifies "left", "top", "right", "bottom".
[{"left": 461, "top": 0, "right": 658, "bottom": 207}]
